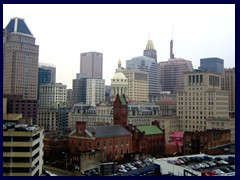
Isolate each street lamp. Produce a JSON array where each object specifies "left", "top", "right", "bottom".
[{"left": 62, "top": 152, "right": 68, "bottom": 171}]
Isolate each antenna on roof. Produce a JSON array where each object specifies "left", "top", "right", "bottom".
[
  {"left": 170, "top": 23, "right": 175, "bottom": 59},
  {"left": 148, "top": 28, "right": 151, "bottom": 40}
]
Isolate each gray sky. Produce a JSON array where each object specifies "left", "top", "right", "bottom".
[{"left": 3, "top": 4, "right": 235, "bottom": 88}]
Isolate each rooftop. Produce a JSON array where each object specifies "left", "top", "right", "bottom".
[
  {"left": 5, "top": 17, "right": 33, "bottom": 36},
  {"left": 136, "top": 125, "right": 163, "bottom": 135}
]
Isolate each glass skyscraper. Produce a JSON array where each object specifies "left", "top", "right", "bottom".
[{"left": 200, "top": 57, "right": 224, "bottom": 74}]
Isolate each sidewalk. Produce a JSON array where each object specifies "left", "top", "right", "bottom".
[{"left": 43, "top": 165, "right": 83, "bottom": 176}]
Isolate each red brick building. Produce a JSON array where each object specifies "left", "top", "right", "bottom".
[
  {"left": 126, "top": 124, "right": 164, "bottom": 155},
  {"left": 69, "top": 121, "right": 132, "bottom": 162},
  {"left": 113, "top": 94, "right": 128, "bottom": 128}
]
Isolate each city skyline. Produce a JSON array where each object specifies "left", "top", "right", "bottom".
[{"left": 3, "top": 4, "right": 235, "bottom": 88}]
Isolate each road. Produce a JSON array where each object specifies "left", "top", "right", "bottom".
[{"left": 43, "top": 165, "right": 82, "bottom": 176}]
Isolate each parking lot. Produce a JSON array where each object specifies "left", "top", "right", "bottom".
[
  {"left": 167, "top": 155, "right": 235, "bottom": 176},
  {"left": 83, "top": 158, "right": 160, "bottom": 176}
]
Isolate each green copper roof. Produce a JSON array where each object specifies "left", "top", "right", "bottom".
[
  {"left": 136, "top": 125, "right": 163, "bottom": 135},
  {"left": 119, "top": 95, "right": 127, "bottom": 105}
]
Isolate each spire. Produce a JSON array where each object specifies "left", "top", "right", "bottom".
[
  {"left": 118, "top": 59, "right": 122, "bottom": 68},
  {"left": 170, "top": 23, "right": 175, "bottom": 59}
]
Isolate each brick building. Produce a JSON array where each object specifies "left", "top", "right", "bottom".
[{"left": 68, "top": 121, "right": 132, "bottom": 163}]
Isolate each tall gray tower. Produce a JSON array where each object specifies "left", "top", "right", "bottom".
[{"left": 80, "top": 52, "right": 103, "bottom": 79}]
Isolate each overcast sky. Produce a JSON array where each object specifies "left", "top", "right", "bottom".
[{"left": 3, "top": 4, "right": 235, "bottom": 88}]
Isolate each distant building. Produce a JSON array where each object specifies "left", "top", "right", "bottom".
[
  {"left": 4, "top": 94, "right": 37, "bottom": 124},
  {"left": 37, "top": 103, "right": 70, "bottom": 132},
  {"left": 200, "top": 57, "right": 224, "bottom": 74},
  {"left": 119, "top": 69, "right": 149, "bottom": 102},
  {"left": 155, "top": 97, "right": 176, "bottom": 116},
  {"left": 39, "top": 83, "right": 67, "bottom": 108},
  {"left": 66, "top": 89, "right": 73, "bottom": 107},
  {"left": 126, "top": 124, "right": 164, "bottom": 155},
  {"left": 177, "top": 71, "right": 229, "bottom": 132},
  {"left": 72, "top": 76, "right": 87, "bottom": 105},
  {"left": 38, "top": 63, "right": 56, "bottom": 98},
  {"left": 159, "top": 58, "right": 193, "bottom": 94},
  {"left": 3, "top": 124, "right": 44, "bottom": 176},
  {"left": 221, "top": 68, "right": 235, "bottom": 113},
  {"left": 69, "top": 121, "right": 132, "bottom": 162},
  {"left": 80, "top": 52, "right": 103, "bottom": 79},
  {"left": 110, "top": 60, "right": 128, "bottom": 102},
  {"left": 126, "top": 55, "right": 161, "bottom": 101},
  {"left": 143, "top": 39, "right": 157, "bottom": 61},
  {"left": 113, "top": 94, "right": 128, "bottom": 128},
  {"left": 3, "top": 17, "right": 39, "bottom": 100},
  {"left": 86, "top": 79, "right": 105, "bottom": 105}
]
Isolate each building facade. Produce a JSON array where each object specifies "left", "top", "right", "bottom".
[
  {"left": 159, "top": 58, "right": 193, "bottom": 94},
  {"left": 126, "top": 56, "right": 161, "bottom": 101},
  {"left": 4, "top": 94, "right": 38, "bottom": 124},
  {"left": 80, "top": 52, "right": 103, "bottom": 79},
  {"left": 3, "top": 17, "right": 39, "bottom": 100},
  {"left": 72, "top": 77, "right": 87, "bottom": 105},
  {"left": 3, "top": 124, "right": 44, "bottom": 176},
  {"left": 200, "top": 57, "right": 224, "bottom": 74},
  {"left": 37, "top": 103, "right": 70, "bottom": 132},
  {"left": 177, "top": 71, "right": 229, "bottom": 132},
  {"left": 69, "top": 122, "right": 132, "bottom": 162},
  {"left": 86, "top": 79, "right": 105, "bottom": 105},
  {"left": 38, "top": 83, "right": 67, "bottom": 108},
  {"left": 38, "top": 63, "right": 56, "bottom": 98},
  {"left": 119, "top": 69, "right": 148, "bottom": 102},
  {"left": 221, "top": 68, "right": 235, "bottom": 113}
]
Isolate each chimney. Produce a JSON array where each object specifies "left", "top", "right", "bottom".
[{"left": 92, "top": 131, "right": 96, "bottom": 137}]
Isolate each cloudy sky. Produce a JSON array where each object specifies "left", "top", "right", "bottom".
[{"left": 3, "top": 4, "right": 235, "bottom": 88}]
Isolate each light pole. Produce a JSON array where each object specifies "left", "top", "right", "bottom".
[{"left": 62, "top": 152, "right": 68, "bottom": 171}]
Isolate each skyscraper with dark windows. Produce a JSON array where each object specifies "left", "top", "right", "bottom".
[
  {"left": 80, "top": 52, "right": 103, "bottom": 79},
  {"left": 38, "top": 63, "right": 56, "bottom": 98},
  {"left": 200, "top": 57, "right": 224, "bottom": 74}
]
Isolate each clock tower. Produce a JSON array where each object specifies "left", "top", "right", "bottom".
[{"left": 113, "top": 94, "right": 128, "bottom": 128}]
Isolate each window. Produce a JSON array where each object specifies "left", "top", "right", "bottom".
[{"left": 116, "top": 140, "right": 118, "bottom": 147}]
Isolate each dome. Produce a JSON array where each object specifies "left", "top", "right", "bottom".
[
  {"left": 111, "top": 70, "right": 128, "bottom": 85},
  {"left": 112, "top": 71, "right": 127, "bottom": 80}
]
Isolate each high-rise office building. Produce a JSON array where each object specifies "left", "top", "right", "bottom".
[
  {"left": 80, "top": 52, "right": 103, "bottom": 79},
  {"left": 86, "top": 79, "right": 105, "bottom": 105},
  {"left": 159, "top": 58, "right": 193, "bottom": 94},
  {"left": 143, "top": 39, "right": 157, "bottom": 61},
  {"left": 126, "top": 56, "right": 161, "bottom": 101},
  {"left": 177, "top": 71, "right": 229, "bottom": 132},
  {"left": 38, "top": 63, "right": 56, "bottom": 98},
  {"left": 72, "top": 74, "right": 88, "bottom": 105},
  {"left": 200, "top": 57, "right": 224, "bottom": 74},
  {"left": 66, "top": 89, "right": 73, "bottom": 107},
  {"left": 38, "top": 83, "right": 67, "bottom": 108},
  {"left": 221, "top": 68, "right": 235, "bottom": 113},
  {"left": 3, "top": 17, "right": 39, "bottom": 100}
]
